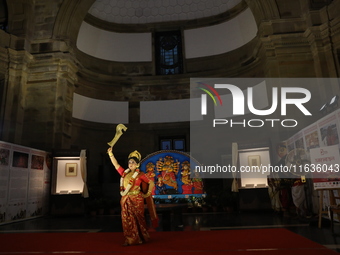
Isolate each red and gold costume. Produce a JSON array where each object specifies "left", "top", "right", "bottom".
[
  {"left": 113, "top": 150, "right": 158, "bottom": 246},
  {"left": 107, "top": 126, "right": 157, "bottom": 246},
  {"left": 117, "top": 166, "right": 153, "bottom": 245}
]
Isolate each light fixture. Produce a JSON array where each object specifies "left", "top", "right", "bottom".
[
  {"left": 319, "top": 103, "right": 328, "bottom": 114},
  {"left": 329, "top": 95, "right": 339, "bottom": 108},
  {"left": 319, "top": 95, "right": 339, "bottom": 115}
]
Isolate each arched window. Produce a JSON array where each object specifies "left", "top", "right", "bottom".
[
  {"left": 0, "top": 0, "right": 8, "bottom": 31},
  {"left": 155, "top": 31, "right": 183, "bottom": 75}
]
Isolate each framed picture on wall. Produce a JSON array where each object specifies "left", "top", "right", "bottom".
[
  {"left": 65, "top": 163, "right": 77, "bottom": 177},
  {"left": 248, "top": 155, "right": 261, "bottom": 167}
]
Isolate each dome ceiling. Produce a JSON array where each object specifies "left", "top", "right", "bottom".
[{"left": 88, "top": 0, "right": 242, "bottom": 24}]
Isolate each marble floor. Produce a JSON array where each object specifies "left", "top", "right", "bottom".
[{"left": 1, "top": 210, "right": 340, "bottom": 253}]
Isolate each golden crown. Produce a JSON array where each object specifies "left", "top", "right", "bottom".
[{"left": 128, "top": 150, "right": 141, "bottom": 161}]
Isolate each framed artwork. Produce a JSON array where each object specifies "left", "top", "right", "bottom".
[
  {"left": 0, "top": 149, "right": 10, "bottom": 166},
  {"left": 248, "top": 155, "right": 261, "bottom": 167},
  {"left": 31, "top": 155, "right": 44, "bottom": 170},
  {"left": 65, "top": 163, "right": 77, "bottom": 177},
  {"left": 12, "top": 151, "right": 29, "bottom": 168}
]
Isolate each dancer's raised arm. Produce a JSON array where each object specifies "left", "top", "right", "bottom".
[{"left": 107, "top": 147, "right": 120, "bottom": 170}]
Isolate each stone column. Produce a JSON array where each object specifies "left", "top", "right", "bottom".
[
  {"left": 1, "top": 48, "right": 32, "bottom": 144},
  {"left": 306, "top": 23, "right": 338, "bottom": 78},
  {"left": 22, "top": 52, "right": 78, "bottom": 150}
]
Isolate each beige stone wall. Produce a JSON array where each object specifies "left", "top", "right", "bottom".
[
  {"left": 0, "top": 0, "right": 340, "bottom": 186},
  {"left": 22, "top": 52, "right": 78, "bottom": 150}
]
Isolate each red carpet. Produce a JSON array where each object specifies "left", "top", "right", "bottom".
[{"left": 0, "top": 228, "right": 337, "bottom": 255}]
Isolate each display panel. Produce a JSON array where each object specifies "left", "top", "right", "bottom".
[
  {"left": 52, "top": 157, "right": 84, "bottom": 194},
  {"left": 0, "top": 141, "right": 50, "bottom": 225}
]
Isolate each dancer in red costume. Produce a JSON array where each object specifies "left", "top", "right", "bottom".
[{"left": 108, "top": 148, "right": 158, "bottom": 246}]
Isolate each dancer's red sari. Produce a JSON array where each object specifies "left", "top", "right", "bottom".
[{"left": 117, "top": 166, "right": 158, "bottom": 245}]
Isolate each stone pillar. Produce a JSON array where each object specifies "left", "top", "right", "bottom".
[
  {"left": 306, "top": 23, "right": 338, "bottom": 78},
  {"left": 260, "top": 32, "right": 315, "bottom": 77},
  {"left": 327, "top": 1, "right": 340, "bottom": 77},
  {"left": 249, "top": 0, "right": 340, "bottom": 80},
  {"left": 1, "top": 48, "right": 32, "bottom": 144},
  {"left": 22, "top": 52, "right": 78, "bottom": 150}
]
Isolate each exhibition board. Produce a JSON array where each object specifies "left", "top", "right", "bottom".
[
  {"left": 48, "top": 150, "right": 88, "bottom": 216},
  {"left": 283, "top": 109, "right": 340, "bottom": 188},
  {"left": 0, "top": 141, "right": 51, "bottom": 225},
  {"left": 277, "top": 108, "right": 340, "bottom": 224}
]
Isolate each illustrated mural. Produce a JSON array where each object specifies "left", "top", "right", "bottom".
[{"left": 140, "top": 150, "right": 204, "bottom": 196}]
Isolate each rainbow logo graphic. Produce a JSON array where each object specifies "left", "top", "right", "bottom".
[
  {"left": 198, "top": 82, "right": 223, "bottom": 106},
  {"left": 197, "top": 82, "right": 223, "bottom": 115}
]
